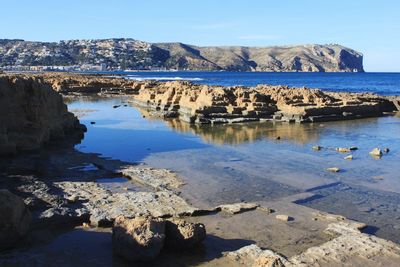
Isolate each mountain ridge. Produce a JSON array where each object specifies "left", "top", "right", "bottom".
[{"left": 0, "top": 38, "right": 364, "bottom": 72}]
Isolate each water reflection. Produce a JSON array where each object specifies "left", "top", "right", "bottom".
[{"left": 167, "top": 119, "right": 322, "bottom": 145}]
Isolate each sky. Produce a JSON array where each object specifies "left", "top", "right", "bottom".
[{"left": 1, "top": 0, "right": 399, "bottom": 72}]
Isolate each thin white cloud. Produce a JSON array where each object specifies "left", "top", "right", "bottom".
[{"left": 237, "top": 34, "right": 282, "bottom": 41}]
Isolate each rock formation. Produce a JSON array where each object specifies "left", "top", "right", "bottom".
[
  {"left": 17, "top": 73, "right": 398, "bottom": 124},
  {"left": 0, "top": 74, "right": 86, "bottom": 155},
  {"left": 132, "top": 80, "right": 397, "bottom": 124},
  {"left": 112, "top": 216, "right": 166, "bottom": 261},
  {"left": 0, "top": 39, "right": 364, "bottom": 72},
  {"left": 223, "top": 222, "right": 400, "bottom": 267},
  {"left": 164, "top": 219, "right": 206, "bottom": 249},
  {"left": 0, "top": 190, "right": 32, "bottom": 250}
]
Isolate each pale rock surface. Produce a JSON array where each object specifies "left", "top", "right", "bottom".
[{"left": 112, "top": 216, "right": 165, "bottom": 261}]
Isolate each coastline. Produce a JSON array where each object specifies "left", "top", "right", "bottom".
[{"left": 1, "top": 72, "right": 400, "bottom": 266}]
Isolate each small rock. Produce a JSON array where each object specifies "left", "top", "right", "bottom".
[
  {"left": 336, "top": 147, "right": 350, "bottom": 153},
  {"left": 276, "top": 136, "right": 281, "bottom": 140},
  {"left": 66, "top": 194, "right": 78, "bottom": 203},
  {"left": 113, "top": 105, "right": 121, "bottom": 109},
  {"left": 217, "top": 203, "right": 259, "bottom": 214},
  {"left": 275, "top": 214, "right": 292, "bottom": 222},
  {"left": 165, "top": 219, "right": 206, "bottom": 249},
  {"left": 112, "top": 216, "right": 165, "bottom": 262},
  {"left": 344, "top": 155, "right": 353, "bottom": 160},
  {"left": 327, "top": 167, "right": 340, "bottom": 173},
  {"left": 369, "top": 148, "right": 382, "bottom": 157},
  {"left": 312, "top": 145, "right": 322, "bottom": 151},
  {"left": 90, "top": 121, "right": 96, "bottom": 125},
  {"left": 349, "top": 146, "right": 358, "bottom": 151},
  {"left": 372, "top": 176, "right": 384, "bottom": 181},
  {"left": 383, "top": 148, "right": 390, "bottom": 153}
]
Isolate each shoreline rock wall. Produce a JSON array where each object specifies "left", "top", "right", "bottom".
[{"left": 0, "top": 74, "right": 86, "bottom": 155}]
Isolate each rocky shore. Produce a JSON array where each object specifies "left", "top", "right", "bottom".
[
  {"left": 1, "top": 72, "right": 400, "bottom": 266},
  {"left": 11, "top": 72, "right": 400, "bottom": 124}
]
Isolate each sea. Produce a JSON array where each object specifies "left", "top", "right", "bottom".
[{"left": 103, "top": 71, "right": 400, "bottom": 96}]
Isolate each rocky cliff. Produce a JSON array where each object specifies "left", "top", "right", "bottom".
[
  {"left": 0, "top": 74, "right": 86, "bottom": 155},
  {"left": 0, "top": 39, "right": 363, "bottom": 72}
]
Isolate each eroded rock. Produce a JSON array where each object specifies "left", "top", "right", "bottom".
[
  {"left": 165, "top": 219, "right": 206, "bottom": 249},
  {"left": 0, "top": 75, "right": 86, "bottom": 155},
  {"left": 112, "top": 216, "right": 165, "bottom": 261},
  {"left": 217, "top": 203, "right": 259, "bottom": 214},
  {"left": 55, "top": 181, "right": 198, "bottom": 227},
  {"left": 369, "top": 148, "right": 383, "bottom": 157}
]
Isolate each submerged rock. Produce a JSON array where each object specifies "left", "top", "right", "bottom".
[
  {"left": 165, "top": 219, "right": 206, "bottom": 249},
  {"left": 326, "top": 167, "right": 340, "bottom": 173},
  {"left": 336, "top": 147, "right": 351, "bottom": 153},
  {"left": 344, "top": 155, "right": 353, "bottom": 160},
  {"left": 112, "top": 216, "right": 165, "bottom": 262},
  {"left": 0, "top": 190, "right": 32, "bottom": 250}
]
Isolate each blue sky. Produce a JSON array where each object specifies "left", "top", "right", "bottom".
[{"left": 1, "top": 0, "right": 399, "bottom": 72}]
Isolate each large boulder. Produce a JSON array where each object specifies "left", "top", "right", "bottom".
[
  {"left": 165, "top": 219, "right": 206, "bottom": 249},
  {"left": 112, "top": 216, "right": 165, "bottom": 261},
  {"left": 0, "top": 75, "right": 86, "bottom": 156},
  {"left": 0, "top": 189, "right": 31, "bottom": 250}
]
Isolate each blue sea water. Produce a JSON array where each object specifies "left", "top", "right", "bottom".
[{"left": 114, "top": 71, "right": 400, "bottom": 96}]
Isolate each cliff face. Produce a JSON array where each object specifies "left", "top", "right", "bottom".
[
  {"left": 155, "top": 43, "right": 364, "bottom": 72},
  {"left": 0, "top": 39, "right": 363, "bottom": 72},
  {"left": 0, "top": 75, "right": 86, "bottom": 155}
]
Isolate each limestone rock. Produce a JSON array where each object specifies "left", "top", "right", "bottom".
[
  {"left": 369, "top": 148, "right": 383, "bottom": 157},
  {"left": 226, "top": 244, "right": 287, "bottom": 267},
  {"left": 0, "top": 75, "right": 86, "bottom": 155},
  {"left": 217, "top": 202, "right": 259, "bottom": 214},
  {"left": 112, "top": 216, "right": 165, "bottom": 261},
  {"left": 326, "top": 167, "right": 340, "bottom": 173},
  {"left": 55, "top": 181, "right": 199, "bottom": 227},
  {"left": 165, "top": 219, "right": 206, "bottom": 249},
  {"left": 312, "top": 145, "right": 322, "bottom": 151},
  {"left": 0, "top": 190, "right": 32, "bottom": 250},
  {"left": 336, "top": 147, "right": 351, "bottom": 153},
  {"left": 276, "top": 214, "right": 291, "bottom": 222},
  {"left": 344, "top": 155, "right": 353, "bottom": 160}
]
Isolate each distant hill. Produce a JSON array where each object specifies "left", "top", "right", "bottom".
[{"left": 0, "top": 38, "right": 364, "bottom": 72}]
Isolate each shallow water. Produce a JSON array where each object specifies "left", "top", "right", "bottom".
[{"left": 69, "top": 98, "right": 400, "bottom": 243}]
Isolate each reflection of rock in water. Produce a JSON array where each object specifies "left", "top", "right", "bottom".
[{"left": 167, "top": 119, "right": 321, "bottom": 145}]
